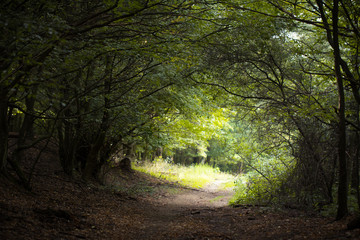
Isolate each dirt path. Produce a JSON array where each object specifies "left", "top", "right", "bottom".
[
  {"left": 161, "top": 179, "right": 234, "bottom": 209},
  {"left": 121, "top": 179, "right": 359, "bottom": 240},
  {"left": 1, "top": 167, "right": 360, "bottom": 240},
  {"left": 125, "top": 179, "right": 236, "bottom": 239}
]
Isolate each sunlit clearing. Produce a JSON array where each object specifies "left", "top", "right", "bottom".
[{"left": 134, "top": 158, "right": 235, "bottom": 189}]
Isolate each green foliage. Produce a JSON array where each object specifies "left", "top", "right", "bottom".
[
  {"left": 230, "top": 152, "right": 294, "bottom": 206},
  {"left": 134, "top": 157, "right": 234, "bottom": 189}
]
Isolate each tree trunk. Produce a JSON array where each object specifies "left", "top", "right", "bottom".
[
  {"left": 332, "top": 0, "right": 348, "bottom": 220},
  {"left": 57, "top": 107, "right": 78, "bottom": 176},
  {"left": 315, "top": 0, "right": 349, "bottom": 220},
  {"left": 14, "top": 86, "right": 38, "bottom": 163},
  {"left": 351, "top": 134, "right": 360, "bottom": 209},
  {"left": 350, "top": 104, "right": 360, "bottom": 209},
  {"left": 0, "top": 89, "right": 8, "bottom": 173},
  {"left": 83, "top": 130, "right": 106, "bottom": 180},
  {"left": 83, "top": 54, "right": 112, "bottom": 181}
]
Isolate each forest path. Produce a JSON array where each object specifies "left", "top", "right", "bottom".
[
  {"left": 2, "top": 167, "right": 358, "bottom": 240},
  {"left": 127, "top": 179, "right": 237, "bottom": 239},
  {"left": 121, "top": 177, "right": 357, "bottom": 240},
  {"left": 162, "top": 178, "right": 234, "bottom": 209}
]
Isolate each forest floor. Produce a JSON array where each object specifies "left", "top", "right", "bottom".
[{"left": 1, "top": 146, "right": 360, "bottom": 239}]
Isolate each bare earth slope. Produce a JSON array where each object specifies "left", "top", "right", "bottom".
[{"left": 1, "top": 153, "right": 360, "bottom": 239}]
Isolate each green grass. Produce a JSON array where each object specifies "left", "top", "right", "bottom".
[
  {"left": 210, "top": 195, "right": 226, "bottom": 202},
  {"left": 221, "top": 180, "right": 236, "bottom": 190},
  {"left": 134, "top": 158, "right": 235, "bottom": 189}
]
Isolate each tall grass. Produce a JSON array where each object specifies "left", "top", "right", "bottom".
[{"left": 134, "top": 158, "right": 234, "bottom": 189}]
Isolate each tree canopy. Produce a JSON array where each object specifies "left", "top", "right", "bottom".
[{"left": 1, "top": 0, "right": 360, "bottom": 220}]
